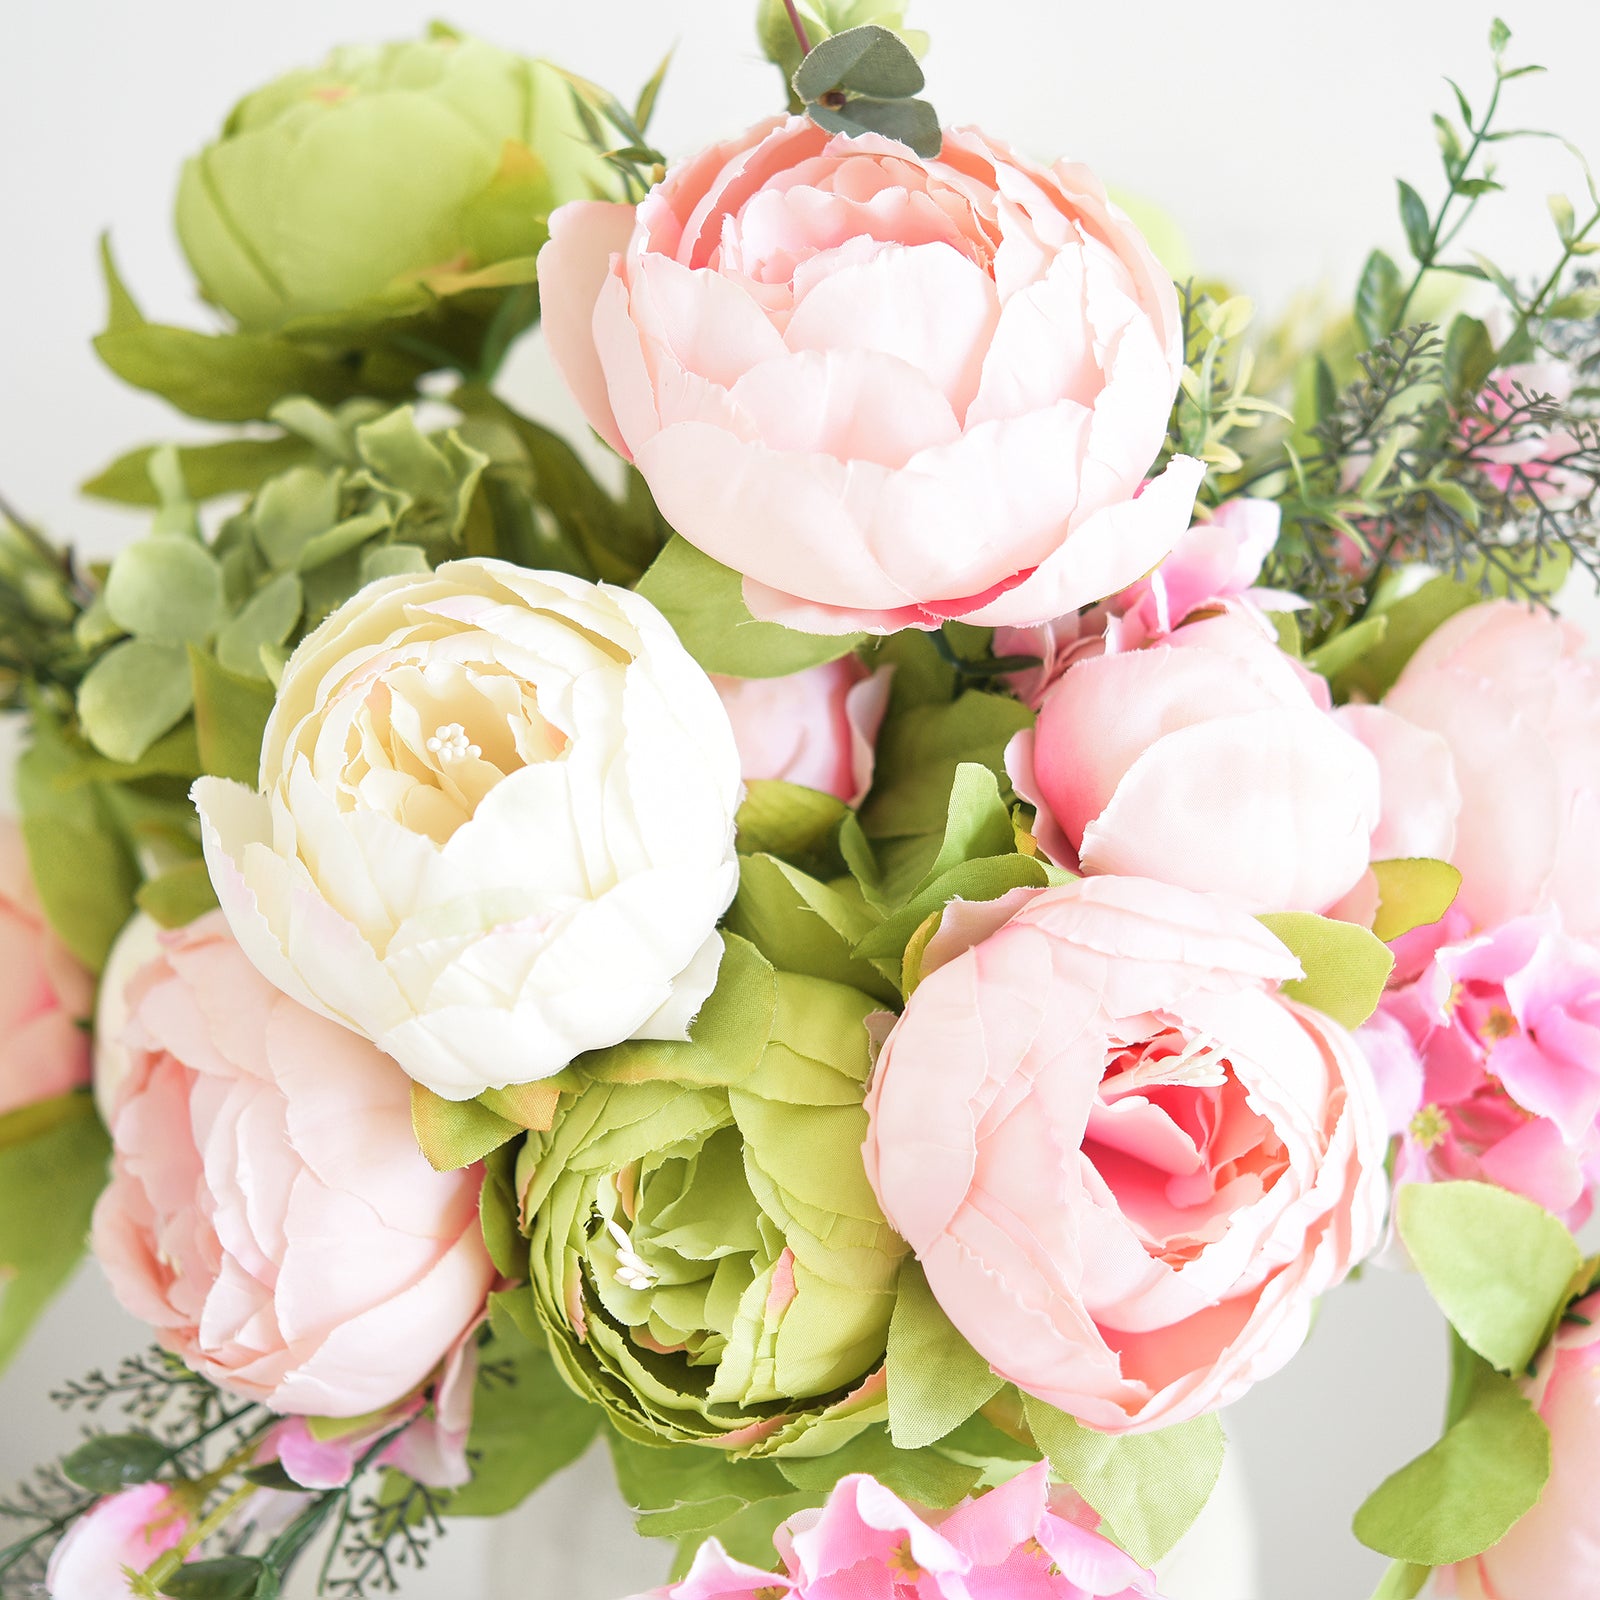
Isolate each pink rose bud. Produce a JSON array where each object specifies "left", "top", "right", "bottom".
[
  {"left": 712, "top": 657, "right": 891, "bottom": 804},
  {"left": 91, "top": 914, "right": 494, "bottom": 1418},
  {"left": 1009, "top": 612, "right": 1381, "bottom": 913},
  {"left": 538, "top": 117, "right": 1204, "bottom": 635},
  {"left": 45, "top": 1483, "right": 190, "bottom": 1598},
  {"left": 1449, "top": 1289, "right": 1600, "bottom": 1599},
  {"left": 863, "top": 875, "right": 1388, "bottom": 1432},
  {"left": 626, "top": 1463, "right": 1164, "bottom": 1599},
  {"left": 0, "top": 816, "right": 92, "bottom": 1118},
  {"left": 1385, "top": 599, "right": 1600, "bottom": 938}
]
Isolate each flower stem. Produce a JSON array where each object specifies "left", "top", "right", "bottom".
[{"left": 781, "top": 0, "right": 812, "bottom": 55}]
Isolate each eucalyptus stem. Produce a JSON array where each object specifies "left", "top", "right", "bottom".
[{"left": 781, "top": 0, "right": 812, "bottom": 54}]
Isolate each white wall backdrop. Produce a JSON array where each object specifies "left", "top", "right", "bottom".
[{"left": 3, "top": 3, "right": 1599, "bottom": 1598}]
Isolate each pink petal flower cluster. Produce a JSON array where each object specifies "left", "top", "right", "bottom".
[
  {"left": 863, "top": 876, "right": 1388, "bottom": 1432},
  {"left": 0, "top": 816, "right": 91, "bottom": 1118},
  {"left": 712, "top": 656, "right": 893, "bottom": 804},
  {"left": 45, "top": 1483, "right": 191, "bottom": 1599},
  {"left": 1007, "top": 612, "right": 1382, "bottom": 913},
  {"left": 1361, "top": 915, "right": 1600, "bottom": 1226},
  {"left": 540, "top": 116, "right": 1203, "bottom": 635},
  {"left": 1446, "top": 1289, "right": 1600, "bottom": 1599},
  {"left": 91, "top": 913, "right": 495, "bottom": 1418},
  {"left": 626, "top": 1463, "right": 1163, "bottom": 1600}
]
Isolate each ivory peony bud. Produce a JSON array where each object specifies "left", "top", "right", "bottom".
[
  {"left": 0, "top": 817, "right": 92, "bottom": 1119},
  {"left": 1384, "top": 599, "right": 1600, "bottom": 937},
  {"left": 192, "top": 559, "right": 742, "bottom": 1100},
  {"left": 1008, "top": 613, "right": 1381, "bottom": 913},
  {"left": 539, "top": 116, "right": 1203, "bottom": 634},
  {"left": 91, "top": 914, "right": 494, "bottom": 1417},
  {"left": 863, "top": 875, "right": 1388, "bottom": 1432},
  {"left": 1450, "top": 1289, "right": 1600, "bottom": 1599}
]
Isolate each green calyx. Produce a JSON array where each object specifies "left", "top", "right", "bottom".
[
  {"left": 515, "top": 936, "right": 906, "bottom": 1456},
  {"left": 176, "top": 30, "right": 618, "bottom": 336}
]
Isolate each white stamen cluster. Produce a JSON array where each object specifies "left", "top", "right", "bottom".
[
  {"left": 606, "top": 1218, "right": 658, "bottom": 1291},
  {"left": 426, "top": 722, "right": 480, "bottom": 764}
]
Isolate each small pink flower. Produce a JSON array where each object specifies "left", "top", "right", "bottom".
[
  {"left": 712, "top": 658, "right": 892, "bottom": 805},
  {"left": 626, "top": 1463, "right": 1163, "bottom": 1599},
  {"left": 0, "top": 816, "right": 92, "bottom": 1118},
  {"left": 863, "top": 875, "right": 1388, "bottom": 1432},
  {"left": 45, "top": 1483, "right": 190, "bottom": 1598},
  {"left": 1449, "top": 1289, "right": 1600, "bottom": 1599},
  {"left": 1361, "top": 917, "right": 1600, "bottom": 1224},
  {"left": 91, "top": 914, "right": 495, "bottom": 1418},
  {"left": 1467, "top": 361, "right": 1582, "bottom": 507},
  {"left": 539, "top": 116, "right": 1203, "bottom": 636}
]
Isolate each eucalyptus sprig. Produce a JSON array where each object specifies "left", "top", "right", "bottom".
[{"left": 783, "top": 21, "right": 942, "bottom": 158}]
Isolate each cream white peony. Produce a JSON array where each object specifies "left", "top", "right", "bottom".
[{"left": 193, "top": 559, "right": 742, "bottom": 1100}]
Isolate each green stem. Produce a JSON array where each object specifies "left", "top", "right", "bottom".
[{"left": 1501, "top": 203, "right": 1600, "bottom": 355}]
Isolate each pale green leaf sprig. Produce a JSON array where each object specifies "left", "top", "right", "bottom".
[{"left": 757, "top": 0, "right": 929, "bottom": 111}]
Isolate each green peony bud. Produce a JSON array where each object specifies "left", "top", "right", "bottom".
[
  {"left": 515, "top": 935, "right": 907, "bottom": 1456},
  {"left": 175, "top": 26, "right": 618, "bottom": 333}
]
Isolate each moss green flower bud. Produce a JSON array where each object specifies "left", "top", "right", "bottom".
[
  {"left": 516, "top": 936, "right": 907, "bottom": 1456},
  {"left": 176, "top": 26, "right": 617, "bottom": 332}
]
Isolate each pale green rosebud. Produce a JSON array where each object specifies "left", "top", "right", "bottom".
[
  {"left": 516, "top": 939, "right": 907, "bottom": 1456},
  {"left": 176, "top": 26, "right": 618, "bottom": 332}
]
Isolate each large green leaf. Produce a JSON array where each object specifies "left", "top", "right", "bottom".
[
  {"left": 1258, "top": 911, "right": 1394, "bottom": 1028},
  {"left": 77, "top": 639, "right": 195, "bottom": 765},
  {"left": 83, "top": 436, "right": 315, "bottom": 506},
  {"left": 190, "top": 647, "right": 275, "bottom": 785},
  {"left": 634, "top": 537, "right": 863, "bottom": 677},
  {"left": 1023, "top": 1397, "right": 1225, "bottom": 1567},
  {"left": 411, "top": 1083, "right": 522, "bottom": 1173},
  {"left": 884, "top": 1261, "right": 1002, "bottom": 1449},
  {"left": 1370, "top": 858, "right": 1462, "bottom": 943},
  {"left": 1398, "top": 1181, "right": 1583, "bottom": 1374},
  {"left": 1332, "top": 577, "right": 1481, "bottom": 702},
  {"left": 0, "top": 1095, "right": 111, "bottom": 1372}
]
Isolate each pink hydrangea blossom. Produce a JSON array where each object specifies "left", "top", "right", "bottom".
[{"left": 626, "top": 1463, "right": 1164, "bottom": 1600}]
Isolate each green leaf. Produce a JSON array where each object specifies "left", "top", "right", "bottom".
[
  {"left": 735, "top": 780, "right": 850, "bottom": 878},
  {"left": 1398, "top": 180, "right": 1433, "bottom": 263},
  {"left": 159, "top": 1556, "right": 270, "bottom": 1600},
  {"left": 1024, "top": 1397, "right": 1225, "bottom": 1567},
  {"left": 83, "top": 436, "right": 313, "bottom": 507},
  {"left": 190, "top": 647, "right": 275, "bottom": 785},
  {"left": 1398, "top": 1181, "right": 1583, "bottom": 1373},
  {"left": 1331, "top": 576, "right": 1481, "bottom": 701},
  {"left": 885, "top": 1261, "right": 1002, "bottom": 1448},
  {"left": 635, "top": 537, "right": 863, "bottom": 677},
  {"left": 793, "top": 23, "right": 925, "bottom": 101},
  {"left": 810, "top": 97, "right": 941, "bottom": 159},
  {"left": 99, "top": 234, "right": 144, "bottom": 335},
  {"left": 215, "top": 572, "right": 303, "bottom": 681},
  {"left": 136, "top": 860, "right": 221, "bottom": 929},
  {"left": 1257, "top": 912, "right": 1394, "bottom": 1029},
  {"left": 1304, "top": 615, "right": 1388, "bottom": 682},
  {"left": 1489, "top": 16, "right": 1511, "bottom": 54},
  {"left": 0, "top": 1095, "right": 111, "bottom": 1372},
  {"left": 777, "top": 1423, "right": 981, "bottom": 1508},
  {"left": 411, "top": 1082, "right": 521, "bottom": 1172},
  {"left": 1370, "top": 858, "right": 1462, "bottom": 942},
  {"left": 78, "top": 639, "right": 195, "bottom": 765},
  {"left": 441, "top": 1318, "right": 601, "bottom": 1518},
  {"left": 1354, "top": 1345, "right": 1548, "bottom": 1563},
  {"left": 251, "top": 467, "right": 344, "bottom": 571},
  {"left": 105, "top": 536, "right": 224, "bottom": 646},
  {"left": 1355, "top": 249, "right": 1406, "bottom": 346},
  {"left": 1442, "top": 314, "right": 1496, "bottom": 406},
  {"left": 63, "top": 1431, "right": 171, "bottom": 1493}
]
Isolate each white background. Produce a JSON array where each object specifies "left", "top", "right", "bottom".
[{"left": 4, "top": 2, "right": 1600, "bottom": 1597}]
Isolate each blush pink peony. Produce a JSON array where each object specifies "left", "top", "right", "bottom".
[
  {"left": 45, "top": 1483, "right": 191, "bottom": 1598},
  {"left": 1008, "top": 612, "right": 1381, "bottom": 913},
  {"left": 626, "top": 1462, "right": 1163, "bottom": 1600},
  {"left": 1360, "top": 915, "right": 1600, "bottom": 1225},
  {"left": 539, "top": 116, "right": 1203, "bottom": 634},
  {"left": 91, "top": 913, "right": 494, "bottom": 1418},
  {"left": 1448, "top": 1289, "right": 1600, "bottom": 1599},
  {"left": 863, "top": 875, "right": 1388, "bottom": 1432},
  {"left": 0, "top": 816, "right": 92, "bottom": 1119},
  {"left": 1384, "top": 599, "right": 1600, "bottom": 937},
  {"left": 712, "top": 656, "right": 892, "bottom": 804}
]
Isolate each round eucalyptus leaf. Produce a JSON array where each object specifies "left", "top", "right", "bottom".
[{"left": 104, "top": 536, "right": 224, "bottom": 645}]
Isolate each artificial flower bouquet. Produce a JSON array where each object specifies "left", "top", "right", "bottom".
[{"left": 3, "top": 6, "right": 1600, "bottom": 1598}]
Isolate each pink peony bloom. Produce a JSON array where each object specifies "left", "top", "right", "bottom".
[
  {"left": 712, "top": 657, "right": 892, "bottom": 805},
  {"left": 1384, "top": 600, "right": 1600, "bottom": 938},
  {"left": 1008, "top": 612, "right": 1381, "bottom": 913},
  {"left": 0, "top": 816, "right": 92, "bottom": 1119},
  {"left": 1360, "top": 916, "right": 1600, "bottom": 1225},
  {"left": 1448, "top": 1289, "right": 1600, "bottom": 1599},
  {"left": 91, "top": 913, "right": 494, "bottom": 1418},
  {"left": 45, "top": 1483, "right": 190, "bottom": 1598},
  {"left": 863, "top": 875, "right": 1388, "bottom": 1432},
  {"left": 539, "top": 116, "right": 1203, "bottom": 635},
  {"left": 626, "top": 1462, "right": 1163, "bottom": 1599}
]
